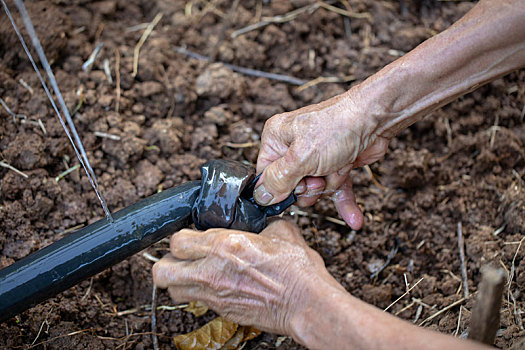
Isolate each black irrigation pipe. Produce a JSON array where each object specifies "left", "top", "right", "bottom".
[{"left": 0, "top": 160, "right": 295, "bottom": 323}]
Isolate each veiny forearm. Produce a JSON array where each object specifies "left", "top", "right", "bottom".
[
  {"left": 356, "top": 0, "right": 525, "bottom": 138},
  {"left": 290, "top": 281, "right": 489, "bottom": 350}
]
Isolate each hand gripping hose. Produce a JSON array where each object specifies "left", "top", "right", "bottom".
[{"left": 0, "top": 160, "right": 296, "bottom": 323}]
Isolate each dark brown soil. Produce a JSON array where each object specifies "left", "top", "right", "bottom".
[{"left": 1, "top": 0, "right": 524, "bottom": 349}]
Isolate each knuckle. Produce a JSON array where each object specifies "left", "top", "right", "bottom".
[
  {"left": 170, "top": 236, "right": 184, "bottom": 256},
  {"left": 152, "top": 262, "right": 167, "bottom": 288},
  {"left": 224, "top": 233, "right": 245, "bottom": 253}
]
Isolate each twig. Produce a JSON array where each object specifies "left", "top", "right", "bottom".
[
  {"left": 296, "top": 75, "right": 355, "bottom": 92},
  {"left": 394, "top": 301, "right": 415, "bottom": 316},
  {"left": 115, "top": 48, "right": 121, "bottom": 113},
  {"left": 489, "top": 115, "right": 499, "bottom": 149},
  {"left": 209, "top": 0, "right": 240, "bottom": 61},
  {"left": 96, "top": 332, "right": 157, "bottom": 342},
  {"left": 175, "top": 46, "right": 306, "bottom": 85},
  {"left": 18, "top": 78, "right": 34, "bottom": 94},
  {"left": 132, "top": 13, "right": 163, "bottom": 78},
  {"left": 55, "top": 164, "right": 80, "bottom": 182},
  {"left": 82, "top": 42, "right": 104, "bottom": 72},
  {"left": 126, "top": 22, "right": 150, "bottom": 32},
  {"left": 31, "top": 316, "right": 50, "bottom": 346},
  {"left": 58, "top": 223, "right": 85, "bottom": 236},
  {"left": 457, "top": 222, "right": 469, "bottom": 299},
  {"left": 71, "top": 87, "right": 84, "bottom": 116},
  {"left": 419, "top": 298, "right": 466, "bottom": 326},
  {"left": 290, "top": 205, "right": 347, "bottom": 226},
  {"left": 363, "top": 165, "right": 388, "bottom": 191},
  {"left": 371, "top": 238, "right": 400, "bottom": 279},
  {"left": 113, "top": 303, "right": 188, "bottom": 317},
  {"left": 413, "top": 305, "right": 423, "bottom": 323},
  {"left": 143, "top": 252, "right": 160, "bottom": 263},
  {"left": 94, "top": 23, "right": 104, "bottom": 42},
  {"left": 25, "top": 329, "right": 92, "bottom": 349},
  {"left": 508, "top": 236, "right": 525, "bottom": 330},
  {"left": 412, "top": 298, "right": 433, "bottom": 310},
  {"left": 317, "top": 1, "right": 372, "bottom": 20},
  {"left": 81, "top": 277, "right": 94, "bottom": 302},
  {"left": 468, "top": 266, "right": 506, "bottom": 345},
  {"left": 444, "top": 117, "right": 452, "bottom": 147},
  {"left": 254, "top": 0, "right": 263, "bottom": 23},
  {"left": 37, "top": 118, "right": 47, "bottom": 134},
  {"left": 231, "top": 2, "right": 320, "bottom": 38},
  {"left": 454, "top": 306, "right": 464, "bottom": 337},
  {"left": 493, "top": 224, "right": 506, "bottom": 236},
  {"left": 0, "top": 160, "right": 29, "bottom": 178},
  {"left": 151, "top": 285, "right": 159, "bottom": 350},
  {"left": 384, "top": 277, "right": 424, "bottom": 312},
  {"left": 103, "top": 58, "right": 113, "bottom": 84},
  {"left": 222, "top": 141, "right": 260, "bottom": 148},
  {"left": 94, "top": 131, "right": 121, "bottom": 141},
  {"left": 0, "top": 97, "right": 27, "bottom": 123},
  {"left": 157, "top": 304, "right": 188, "bottom": 311}
]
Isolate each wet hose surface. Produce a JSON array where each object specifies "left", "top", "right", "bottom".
[{"left": 0, "top": 160, "right": 295, "bottom": 323}]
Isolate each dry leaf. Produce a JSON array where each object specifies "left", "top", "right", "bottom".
[
  {"left": 184, "top": 301, "right": 209, "bottom": 317},
  {"left": 173, "top": 317, "right": 238, "bottom": 350},
  {"left": 221, "top": 325, "right": 262, "bottom": 349},
  {"left": 240, "top": 326, "right": 261, "bottom": 342},
  {"left": 221, "top": 327, "right": 244, "bottom": 350}
]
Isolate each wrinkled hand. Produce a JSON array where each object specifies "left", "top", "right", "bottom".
[
  {"left": 254, "top": 88, "right": 389, "bottom": 230},
  {"left": 152, "top": 220, "right": 341, "bottom": 336}
]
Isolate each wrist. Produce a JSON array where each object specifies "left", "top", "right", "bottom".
[
  {"left": 351, "top": 0, "right": 525, "bottom": 140},
  {"left": 287, "top": 273, "right": 351, "bottom": 349}
]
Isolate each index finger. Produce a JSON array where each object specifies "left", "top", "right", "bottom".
[{"left": 170, "top": 228, "right": 215, "bottom": 260}]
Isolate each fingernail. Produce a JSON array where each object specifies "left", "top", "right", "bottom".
[
  {"left": 349, "top": 213, "right": 357, "bottom": 227},
  {"left": 254, "top": 184, "right": 274, "bottom": 205},
  {"left": 295, "top": 183, "right": 306, "bottom": 194}
]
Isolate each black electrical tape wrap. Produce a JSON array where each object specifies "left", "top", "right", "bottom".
[{"left": 192, "top": 159, "right": 296, "bottom": 233}]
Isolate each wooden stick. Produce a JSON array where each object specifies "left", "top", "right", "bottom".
[{"left": 468, "top": 266, "right": 506, "bottom": 345}]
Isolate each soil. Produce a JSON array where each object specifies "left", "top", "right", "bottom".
[{"left": 1, "top": 0, "right": 524, "bottom": 349}]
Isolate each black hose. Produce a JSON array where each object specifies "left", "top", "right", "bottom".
[
  {"left": 0, "top": 160, "right": 295, "bottom": 323},
  {"left": 0, "top": 181, "right": 200, "bottom": 323}
]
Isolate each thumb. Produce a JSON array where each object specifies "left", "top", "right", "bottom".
[{"left": 254, "top": 151, "right": 306, "bottom": 206}]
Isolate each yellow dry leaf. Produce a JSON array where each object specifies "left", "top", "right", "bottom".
[
  {"left": 240, "top": 326, "right": 261, "bottom": 342},
  {"left": 184, "top": 301, "right": 209, "bottom": 317},
  {"left": 221, "top": 327, "right": 244, "bottom": 350},
  {"left": 220, "top": 325, "right": 262, "bottom": 350},
  {"left": 173, "top": 317, "right": 238, "bottom": 350}
]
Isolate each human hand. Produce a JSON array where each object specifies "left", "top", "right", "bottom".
[
  {"left": 152, "top": 220, "right": 343, "bottom": 336},
  {"left": 254, "top": 88, "right": 389, "bottom": 230}
]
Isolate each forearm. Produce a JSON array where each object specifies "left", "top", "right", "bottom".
[
  {"left": 290, "top": 281, "right": 489, "bottom": 350},
  {"left": 356, "top": 0, "right": 525, "bottom": 138}
]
